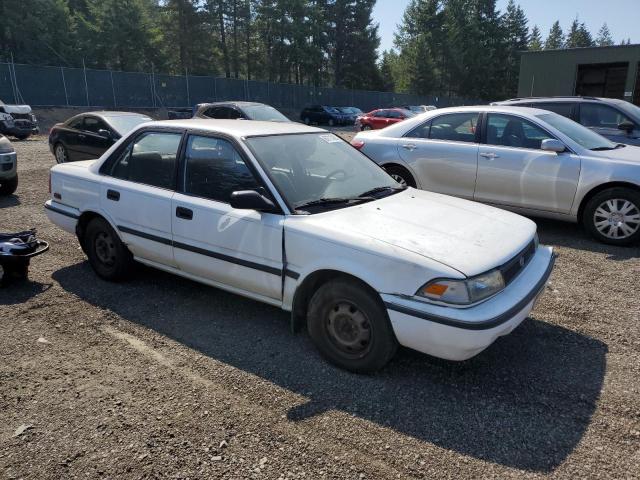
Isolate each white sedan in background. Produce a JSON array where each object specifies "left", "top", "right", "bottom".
[
  {"left": 353, "top": 106, "right": 640, "bottom": 246},
  {"left": 45, "top": 119, "right": 554, "bottom": 372}
]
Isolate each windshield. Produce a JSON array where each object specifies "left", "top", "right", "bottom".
[
  {"left": 325, "top": 107, "right": 340, "bottom": 114},
  {"left": 400, "top": 109, "right": 417, "bottom": 117},
  {"left": 246, "top": 133, "right": 401, "bottom": 212},
  {"left": 242, "top": 104, "right": 290, "bottom": 122},
  {"left": 107, "top": 115, "right": 152, "bottom": 135},
  {"left": 537, "top": 112, "right": 618, "bottom": 150}
]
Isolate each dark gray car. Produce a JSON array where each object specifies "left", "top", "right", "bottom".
[
  {"left": 493, "top": 97, "right": 640, "bottom": 146},
  {"left": 194, "top": 101, "right": 290, "bottom": 122}
]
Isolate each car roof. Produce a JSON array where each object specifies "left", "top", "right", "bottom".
[
  {"left": 417, "top": 105, "right": 552, "bottom": 116},
  {"left": 198, "top": 101, "right": 267, "bottom": 108},
  {"left": 495, "top": 96, "right": 612, "bottom": 104},
  {"left": 146, "top": 118, "right": 325, "bottom": 137},
  {"left": 82, "top": 111, "right": 151, "bottom": 118}
]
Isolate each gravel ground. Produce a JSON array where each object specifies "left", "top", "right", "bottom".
[{"left": 1, "top": 135, "right": 639, "bottom": 479}]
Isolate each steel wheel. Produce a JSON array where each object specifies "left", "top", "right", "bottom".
[
  {"left": 94, "top": 231, "right": 117, "bottom": 267},
  {"left": 362, "top": 125, "right": 372, "bottom": 131},
  {"left": 593, "top": 198, "right": 640, "bottom": 240},
  {"left": 326, "top": 301, "right": 372, "bottom": 357},
  {"left": 55, "top": 144, "right": 68, "bottom": 164},
  {"left": 390, "top": 174, "right": 407, "bottom": 187}
]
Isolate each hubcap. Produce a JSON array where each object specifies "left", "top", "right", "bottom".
[
  {"left": 390, "top": 173, "right": 407, "bottom": 187},
  {"left": 326, "top": 302, "right": 371, "bottom": 356},
  {"left": 94, "top": 231, "right": 117, "bottom": 266},
  {"left": 55, "top": 145, "right": 66, "bottom": 163},
  {"left": 594, "top": 198, "right": 640, "bottom": 240}
]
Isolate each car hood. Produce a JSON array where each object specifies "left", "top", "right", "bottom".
[
  {"left": 1, "top": 104, "right": 32, "bottom": 114},
  {"left": 293, "top": 189, "right": 537, "bottom": 277},
  {"left": 588, "top": 144, "right": 640, "bottom": 165}
]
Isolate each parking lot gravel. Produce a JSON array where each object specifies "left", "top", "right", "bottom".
[{"left": 1, "top": 135, "right": 639, "bottom": 479}]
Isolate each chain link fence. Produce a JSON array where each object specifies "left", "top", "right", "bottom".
[{"left": 0, "top": 62, "right": 480, "bottom": 112}]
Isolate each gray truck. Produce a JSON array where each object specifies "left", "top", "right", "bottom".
[
  {"left": 0, "top": 134, "right": 17, "bottom": 195},
  {"left": 0, "top": 100, "right": 39, "bottom": 140}
]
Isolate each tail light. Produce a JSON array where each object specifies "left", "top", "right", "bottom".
[{"left": 351, "top": 139, "right": 365, "bottom": 150}]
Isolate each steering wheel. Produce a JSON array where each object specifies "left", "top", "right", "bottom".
[{"left": 324, "top": 169, "right": 348, "bottom": 182}]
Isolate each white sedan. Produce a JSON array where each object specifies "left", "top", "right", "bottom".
[{"left": 45, "top": 119, "right": 554, "bottom": 372}]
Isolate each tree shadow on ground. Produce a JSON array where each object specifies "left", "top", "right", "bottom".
[{"left": 53, "top": 261, "right": 607, "bottom": 473}]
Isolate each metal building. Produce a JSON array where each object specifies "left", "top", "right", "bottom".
[{"left": 518, "top": 44, "right": 640, "bottom": 106}]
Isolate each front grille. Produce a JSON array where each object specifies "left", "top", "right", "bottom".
[
  {"left": 499, "top": 240, "right": 536, "bottom": 286},
  {"left": 2, "top": 163, "right": 13, "bottom": 171},
  {"left": 10, "top": 113, "right": 30, "bottom": 120}
]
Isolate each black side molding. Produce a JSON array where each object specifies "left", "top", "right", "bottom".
[{"left": 44, "top": 203, "right": 79, "bottom": 220}]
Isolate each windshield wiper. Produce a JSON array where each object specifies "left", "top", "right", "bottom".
[
  {"left": 295, "top": 196, "right": 376, "bottom": 212},
  {"left": 358, "top": 185, "right": 407, "bottom": 198}
]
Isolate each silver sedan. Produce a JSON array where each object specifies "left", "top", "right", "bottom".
[{"left": 353, "top": 106, "right": 640, "bottom": 246}]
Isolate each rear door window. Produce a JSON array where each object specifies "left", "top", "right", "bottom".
[
  {"left": 108, "top": 131, "right": 182, "bottom": 189},
  {"left": 532, "top": 102, "right": 574, "bottom": 118},
  {"left": 429, "top": 113, "right": 479, "bottom": 142},
  {"left": 204, "top": 107, "right": 228, "bottom": 119},
  {"left": 405, "top": 121, "right": 431, "bottom": 139},
  {"left": 83, "top": 117, "right": 109, "bottom": 134}
]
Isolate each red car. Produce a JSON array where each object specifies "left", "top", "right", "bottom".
[{"left": 356, "top": 108, "right": 415, "bottom": 131}]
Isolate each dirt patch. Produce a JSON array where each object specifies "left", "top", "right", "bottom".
[{"left": 0, "top": 137, "right": 639, "bottom": 479}]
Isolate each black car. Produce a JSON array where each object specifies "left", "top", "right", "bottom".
[
  {"left": 49, "top": 111, "right": 152, "bottom": 163},
  {"left": 194, "top": 101, "right": 290, "bottom": 122},
  {"left": 300, "top": 105, "right": 350, "bottom": 126}
]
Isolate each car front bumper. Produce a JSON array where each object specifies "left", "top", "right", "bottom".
[
  {"left": 382, "top": 245, "right": 555, "bottom": 361},
  {"left": 0, "top": 120, "right": 39, "bottom": 137},
  {"left": 0, "top": 151, "right": 17, "bottom": 179}
]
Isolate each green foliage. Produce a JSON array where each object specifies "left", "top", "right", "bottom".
[
  {"left": 528, "top": 25, "right": 543, "bottom": 51},
  {"left": 596, "top": 23, "right": 614, "bottom": 47},
  {"left": 565, "top": 17, "right": 594, "bottom": 48},
  {"left": 545, "top": 20, "right": 564, "bottom": 50}
]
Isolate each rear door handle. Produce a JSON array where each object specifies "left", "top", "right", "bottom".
[
  {"left": 176, "top": 206, "right": 193, "bottom": 220},
  {"left": 106, "top": 189, "right": 120, "bottom": 201},
  {"left": 402, "top": 144, "right": 417, "bottom": 151},
  {"left": 480, "top": 152, "right": 499, "bottom": 159}
]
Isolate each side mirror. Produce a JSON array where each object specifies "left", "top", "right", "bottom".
[
  {"left": 541, "top": 139, "right": 566, "bottom": 153},
  {"left": 618, "top": 120, "right": 635, "bottom": 133},
  {"left": 230, "top": 190, "right": 277, "bottom": 212},
  {"left": 97, "top": 129, "right": 112, "bottom": 139}
]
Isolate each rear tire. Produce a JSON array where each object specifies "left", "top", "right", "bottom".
[
  {"left": 54, "top": 143, "right": 68, "bottom": 164},
  {"left": 307, "top": 278, "right": 398, "bottom": 373},
  {"left": 15, "top": 134, "right": 29, "bottom": 140},
  {"left": 383, "top": 165, "right": 416, "bottom": 188},
  {"left": 0, "top": 175, "right": 18, "bottom": 195},
  {"left": 583, "top": 187, "right": 640, "bottom": 246},
  {"left": 85, "top": 217, "right": 133, "bottom": 281}
]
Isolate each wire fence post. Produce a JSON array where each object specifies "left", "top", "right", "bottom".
[
  {"left": 9, "top": 52, "right": 19, "bottom": 104},
  {"left": 110, "top": 70, "right": 117, "bottom": 108},
  {"left": 213, "top": 77, "right": 217, "bottom": 102},
  {"left": 60, "top": 66, "right": 69, "bottom": 106},
  {"left": 185, "top": 68, "right": 190, "bottom": 108},
  {"left": 150, "top": 65, "right": 155, "bottom": 108},
  {"left": 82, "top": 58, "right": 90, "bottom": 107}
]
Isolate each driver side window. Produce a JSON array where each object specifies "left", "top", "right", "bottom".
[
  {"left": 183, "top": 135, "right": 260, "bottom": 203},
  {"left": 486, "top": 114, "right": 554, "bottom": 149}
]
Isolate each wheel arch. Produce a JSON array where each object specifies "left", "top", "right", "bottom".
[
  {"left": 380, "top": 162, "right": 420, "bottom": 188},
  {"left": 76, "top": 210, "right": 121, "bottom": 252},
  {"left": 577, "top": 181, "right": 640, "bottom": 224},
  {"left": 290, "top": 269, "right": 384, "bottom": 333}
]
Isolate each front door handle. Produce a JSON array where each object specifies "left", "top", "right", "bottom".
[
  {"left": 176, "top": 206, "right": 193, "bottom": 220},
  {"left": 402, "top": 144, "right": 417, "bottom": 151},
  {"left": 106, "top": 189, "right": 120, "bottom": 201},
  {"left": 480, "top": 152, "right": 499, "bottom": 159}
]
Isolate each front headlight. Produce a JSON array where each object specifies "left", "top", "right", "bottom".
[
  {"left": 0, "top": 113, "right": 13, "bottom": 122},
  {"left": 417, "top": 269, "right": 505, "bottom": 305}
]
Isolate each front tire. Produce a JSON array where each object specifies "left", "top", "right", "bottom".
[
  {"left": 54, "top": 143, "right": 68, "bottom": 164},
  {"left": 0, "top": 175, "right": 18, "bottom": 195},
  {"left": 583, "top": 187, "right": 640, "bottom": 246},
  {"left": 85, "top": 217, "right": 133, "bottom": 281},
  {"left": 383, "top": 165, "right": 416, "bottom": 188},
  {"left": 362, "top": 124, "right": 372, "bottom": 131},
  {"left": 307, "top": 278, "right": 398, "bottom": 373}
]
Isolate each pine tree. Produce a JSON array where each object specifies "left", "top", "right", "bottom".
[
  {"left": 501, "top": 0, "right": 529, "bottom": 97},
  {"left": 529, "top": 25, "right": 543, "bottom": 51},
  {"left": 545, "top": 20, "right": 564, "bottom": 50},
  {"left": 566, "top": 18, "right": 594, "bottom": 48},
  {"left": 596, "top": 23, "right": 614, "bottom": 46}
]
